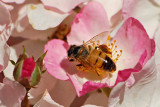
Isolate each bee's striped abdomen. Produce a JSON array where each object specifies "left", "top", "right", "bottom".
[{"left": 87, "top": 49, "right": 116, "bottom": 72}]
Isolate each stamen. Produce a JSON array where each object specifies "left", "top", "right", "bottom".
[
  {"left": 105, "top": 35, "right": 111, "bottom": 45},
  {"left": 112, "top": 45, "right": 117, "bottom": 52},
  {"left": 97, "top": 40, "right": 100, "bottom": 46},
  {"left": 112, "top": 51, "right": 117, "bottom": 57},
  {"left": 83, "top": 40, "right": 85, "bottom": 44},
  {"left": 113, "top": 50, "right": 122, "bottom": 62}
]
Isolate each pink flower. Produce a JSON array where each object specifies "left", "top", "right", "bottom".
[
  {"left": 91, "top": 0, "right": 160, "bottom": 38},
  {"left": 21, "top": 58, "right": 36, "bottom": 79},
  {"left": 122, "top": 0, "right": 160, "bottom": 37},
  {"left": 0, "top": 2, "right": 12, "bottom": 72},
  {"left": 0, "top": 78, "right": 26, "bottom": 107},
  {"left": 44, "top": 1, "right": 155, "bottom": 97}
]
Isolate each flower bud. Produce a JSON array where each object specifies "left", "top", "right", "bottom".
[{"left": 12, "top": 47, "right": 46, "bottom": 88}]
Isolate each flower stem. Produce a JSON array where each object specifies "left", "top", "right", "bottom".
[{"left": 101, "top": 87, "right": 112, "bottom": 98}]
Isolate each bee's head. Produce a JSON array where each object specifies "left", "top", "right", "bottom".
[{"left": 67, "top": 45, "right": 81, "bottom": 61}]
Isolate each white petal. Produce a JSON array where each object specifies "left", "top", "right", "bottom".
[
  {"left": 27, "top": 4, "right": 69, "bottom": 30},
  {"left": 123, "top": 0, "right": 160, "bottom": 37},
  {"left": 94, "top": 0, "right": 123, "bottom": 26},
  {"left": 3, "top": 47, "right": 17, "bottom": 80}
]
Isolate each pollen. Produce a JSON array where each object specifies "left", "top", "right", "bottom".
[
  {"left": 30, "top": 5, "right": 37, "bottom": 10},
  {"left": 105, "top": 36, "right": 122, "bottom": 63}
]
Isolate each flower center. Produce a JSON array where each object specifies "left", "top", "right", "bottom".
[{"left": 76, "top": 35, "right": 122, "bottom": 78}]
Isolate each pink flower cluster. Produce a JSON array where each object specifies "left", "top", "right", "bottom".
[{"left": 0, "top": 0, "right": 160, "bottom": 106}]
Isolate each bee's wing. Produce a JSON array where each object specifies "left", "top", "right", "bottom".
[{"left": 83, "top": 31, "right": 110, "bottom": 48}]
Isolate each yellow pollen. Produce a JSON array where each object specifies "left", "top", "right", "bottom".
[
  {"left": 107, "top": 35, "right": 111, "bottom": 40},
  {"left": 30, "top": 5, "right": 37, "bottom": 10},
  {"left": 83, "top": 40, "right": 85, "bottom": 44}
]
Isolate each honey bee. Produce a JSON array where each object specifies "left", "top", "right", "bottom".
[{"left": 67, "top": 32, "right": 122, "bottom": 77}]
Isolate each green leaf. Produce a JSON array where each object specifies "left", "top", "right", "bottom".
[
  {"left": 10, "top": 60, "right": 16, "bottom": 65},
  {"left": 13, "top": 60, "right": 23, "bottom": 81},
  {"left": 36, "top": 51, "right": 47, "bottom": 71},
  {"left": 30, "top": 65, "right": 41, "bottom": 87}
]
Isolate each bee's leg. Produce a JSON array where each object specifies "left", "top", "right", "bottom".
[{"left": 76, "top": 64, "right": 87, "bottom": 71}]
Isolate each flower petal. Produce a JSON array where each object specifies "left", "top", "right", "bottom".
[
  {"left": 44, "top": 39, "right": 72, "bottom": 80},
  {"left": 95, "top": 0, "right": 123, "bottom": 27},
  {"left": 114, "top": 17, "right": 155, "bottom": 71},
  {"left": 41, "top": 0, "right": 88, "bottom": 13},
  {"left": 154, "top": 23, "right": 160, "bottom": 65},
  {"left": 1, "top": 0, "right": 25, "bottom": 4},
  {"left": 0, "top": 78, "right": 26, "bottom": 107},
  {"left": 113, "top": 17, "right": 155, "bottom": 86},
  {"left": 0, "top": 2, "right": 13, "bottom": 41},
  {"left": 109, "top": 56, "right": 158, "bottom": 107},
  {"left": 27, "top": 4, "right": 69, "bottom": 30},
  {"left": 67, "top": 1, "right": 110, "bottom": 45},
  {"left": 122, "top": 0, "right": 160, "bottom": 37},
  {"left": 0, "top": 41, "right": 10, "bottom": 72},
  {"left": 34, "top": 90, "right": 63, "bottom": 107}
]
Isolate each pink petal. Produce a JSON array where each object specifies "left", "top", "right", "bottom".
[
  {"left": 0, "top": 78, "right": 26, "bottom": 107},
  {"left": 27, "top": 4, "right": 69, "bottom": 30},
  {"left": 0, "top": 2, "right": 13, "bottom": 41},
  {"left": 96, "top": 0, "right": 123, "bottom": 27},
  {"left": 68, "top": 74, "right": 110, "bottom": 97},
  {"left": 44, "top": 39, "right": 71, "bottom": 80},
  {"left": 0, "top": 41, "right": 10, "bottom": 72},
  {"left": 114, "top": 17, "right": 155, "bottom": 70},
  {"left": 21, "top": 57, "right": 35, "bottom": 79},
  {"left": 0, "top": 1, "right": 14, "bottom": 11},
  {"left": 113, "top": 17, "right": 155, "bottom": 86},
  {"left": 122, "top": 0, "right": 160, "bottom": 37},
  {"left": 109, "top": 56, "right": 158, "bottom": 107},
  {"left": 67, "top": 1, "right": 110, "bottom": 45},
  {"left": 41, "top": 0, "right": 88, "bottom": 13},
  {"left": 1, "top": 0, "right": 25, "bottom": 4},
  {"left": 34, "top": 90, "right": 63, "bottom": 107}
]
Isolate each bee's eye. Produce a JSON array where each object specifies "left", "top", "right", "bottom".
[{"left": 73, "top": 46, "right": 81, "bottom": 54}]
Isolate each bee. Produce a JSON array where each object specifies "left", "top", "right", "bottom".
[{"left": 67, "top": 32, "right": 122, "bottom": 77}]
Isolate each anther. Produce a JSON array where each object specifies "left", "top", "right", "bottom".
[{"left": 83, "top": 40, "right": 85, "bottom": 44}]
